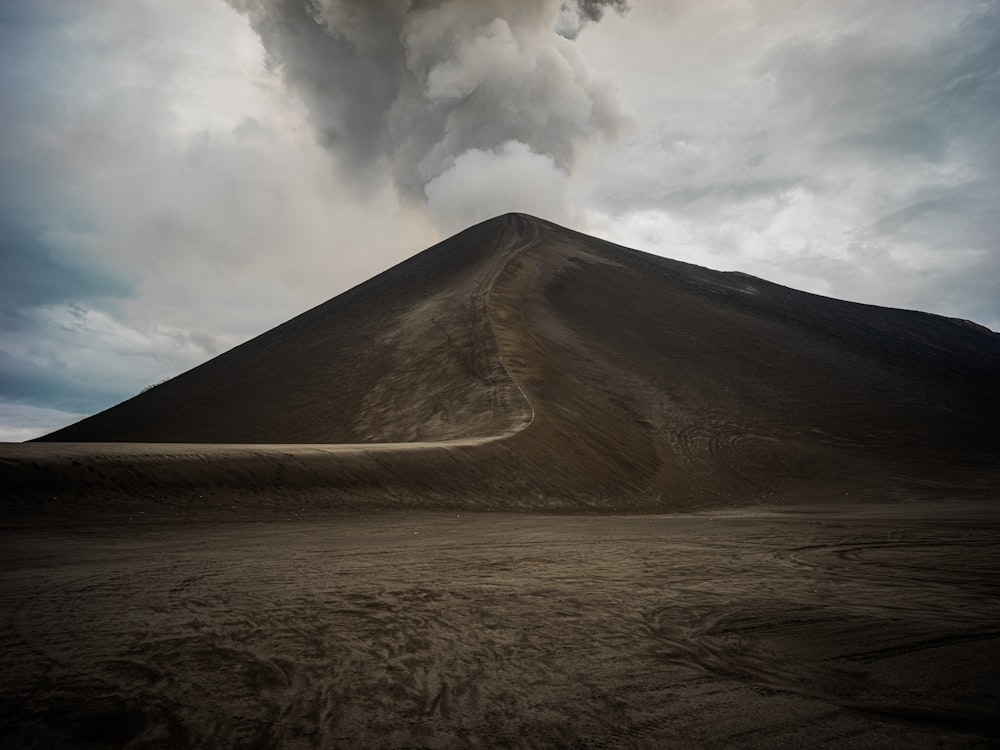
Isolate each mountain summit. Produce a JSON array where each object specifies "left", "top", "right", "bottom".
[{"left": 25, "top": 214, "right": 1000, "bottom": 509}]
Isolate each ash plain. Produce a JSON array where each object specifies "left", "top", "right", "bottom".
[{"left": 2, "top": 502, "right": 999, "bottom": 748}]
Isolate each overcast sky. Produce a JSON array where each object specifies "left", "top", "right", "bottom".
[{"left": 2, "top": 0, "right": 998, "bottom": 440}]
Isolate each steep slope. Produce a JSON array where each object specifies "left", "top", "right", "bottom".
[
  {"left": 486, "top": 218, "right": 1000, "bottom": 503},
  {"left": 40, "top": 216, "right": 534, "bottom": 444},
  {"left": 16, "top": 213, "right": 1000, "bottom": 510}
]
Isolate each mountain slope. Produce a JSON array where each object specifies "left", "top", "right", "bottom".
[
  {"left": 42, "top": 216, "right": 534, "bottom": 444},
  {"left": 20, "top": 213, "right": 1000, "bottom": 509}
]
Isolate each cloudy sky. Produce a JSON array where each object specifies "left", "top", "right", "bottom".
[{"left": 2, "top": 0, "right": 998, "bottom": 441}]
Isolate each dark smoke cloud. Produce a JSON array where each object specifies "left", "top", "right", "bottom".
[
  {"left": 559, "top": 0, "right": 630, "bottom": 38},
  {"left": 576, "top": 0, "right": 629, "bottom": 20},
  {"left": 229, "top": 0, "right": 629, "bottom": 230}
]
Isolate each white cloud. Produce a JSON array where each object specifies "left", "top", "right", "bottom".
[
  {"left": 0, "top": 403, "right": 91, "bottom": 442},
  {"left": 425, "top": 141, "right": 574, "bottom": 234}
]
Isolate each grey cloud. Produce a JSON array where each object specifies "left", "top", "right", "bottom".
[
  {"left": 424, "top": 140, "right": 575, "bottom": 232},
  {"left": 765, "top": 3, "right": 1000, "bottom": 168},
  {"left": 230, "top": 0, "right": 627, "bottom": 230},
  {"left": 228, "top": 0, "right": 398, "bottom": 182},
  {"left": 0, "top": 346, "right": 112, "bottom": 414},
  {"left": 0, "top": 401, "right": 90, "bottom": 442},
  {"left": 0, "top": 214, "right": 131, "bottom": 311},
  {"left": 556, "top": 0, "right": 629, "bottom": 39},
  {"left": 574, "top": 0, "right": 628, "bottom": 22},
  {"left": 574, "top": 1, "right": 1000, "bottom": 329},
  {"left": 583, "top": 1, "right": 999, "bottom": 209}
]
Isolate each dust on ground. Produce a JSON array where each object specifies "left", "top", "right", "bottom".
[{"left": 2, "top": 503, "right": 999, "bottom": 748}]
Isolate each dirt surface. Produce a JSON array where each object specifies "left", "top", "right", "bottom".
[{"left": 3, "top": 504, "right": 999, "bottom": 749}]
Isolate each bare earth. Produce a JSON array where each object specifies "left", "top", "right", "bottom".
[{"left": 3, "top": 504, "right": 999, "bottom": 749}]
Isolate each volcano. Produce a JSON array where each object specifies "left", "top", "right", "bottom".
[
  {"left": 9, "top": 213, "right": 1000, "bottom": 511},
  {"left": 6, "top": 215, "right": 1000, "bottom": 749}
]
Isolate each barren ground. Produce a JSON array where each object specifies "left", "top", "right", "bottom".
[{"left": 2, "top": 503, "right": 999, "bottom": 748}]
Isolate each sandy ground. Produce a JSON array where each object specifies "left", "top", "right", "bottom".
[{"left": 2, "top": 503, "right": 999, "bottom": 748}]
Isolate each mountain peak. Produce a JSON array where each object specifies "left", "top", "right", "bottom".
[{"left": 27, "top": 216, "right": 1000, "bottom": 511}]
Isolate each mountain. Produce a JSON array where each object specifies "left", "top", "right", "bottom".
[{"left": 13, "top": 214, "right": 1000, "bottom": 511}]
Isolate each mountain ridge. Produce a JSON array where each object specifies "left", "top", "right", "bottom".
[{"left": 6, "top": 213, "right": 999, "bottom": 513}]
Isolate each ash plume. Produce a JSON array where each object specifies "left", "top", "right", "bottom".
[
  {"left": 557, "top": 0, "right": 629, "bottom": 38},
  {"left": 228, "top": 0, "right": 629, "bottom": 231}
]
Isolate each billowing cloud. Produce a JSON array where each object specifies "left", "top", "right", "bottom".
[
  {"left": 556, "top": 0, "right": 629, "bottom": 39},
  {"left": 228, "top": 0, "right": 626, "bottom": 231},
  {"left": 424, "top": 140, "right": 573, "bottom": 233}
]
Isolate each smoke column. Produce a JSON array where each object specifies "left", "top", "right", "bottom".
[{"left": 229, "top": 0, "right": 629, "bottom": 231}]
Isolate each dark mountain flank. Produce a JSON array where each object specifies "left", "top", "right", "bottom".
[{"left": 11, "top": 214, "right": 1000, "bottom": 511}]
